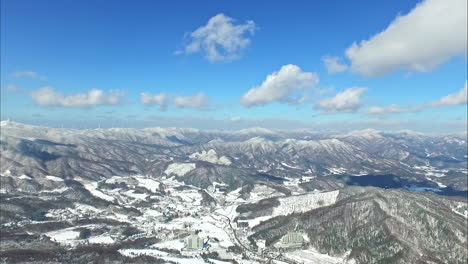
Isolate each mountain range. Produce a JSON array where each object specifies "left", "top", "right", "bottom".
[{"left": 0, "top": 121, "right": 467, "bottom": 264}]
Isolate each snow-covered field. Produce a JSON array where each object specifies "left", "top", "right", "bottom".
[
  {"left": 275, "top": 190, "right": 339, "bottom": 215},
  {"left": 2, "top": 170, "right": 374, "bottom": 264},
  {"left": 39, "top": 174, "right": 264, "bottom": 262},
  {"left": 46, "top": 229, "right": 80, "bottom": 244},
  {"left": 285, "top": 249, "right": 347, "bottom": 264},
  {"left": 34, "top": 174, "right": 348, "bottom": 263},
  {"left": 2, "top": 167, "right": 466, "bottom": 264},
  {"left": 190, "top": 149, "right": 232, "bottom": 165},
  {"left": 165, "top": 163, "right": 196, "bottom": 176},
  {"left": 81, "top": 181, "right": 116, "bottom": 202},
  {"left": 245, "top": 190, "right": 340, "bottom": 227},
  {"left": 45, "top": 175, "right": 64, "bottom": 182}
]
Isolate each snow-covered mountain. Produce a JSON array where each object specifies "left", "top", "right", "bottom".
[
  {"left": 1, "top": 121, "right": 466, "bottom": 191},
  {"left": 0, "top": 121, "right": 467, "bottom": 263}
]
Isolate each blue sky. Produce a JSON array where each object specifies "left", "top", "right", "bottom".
[{"left": 1, "top": 0, "right": 467, "bottom": 132}]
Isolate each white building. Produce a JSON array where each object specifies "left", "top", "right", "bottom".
[
  {"left": 186, "top": 235, "right": 203, "bottom": 250},
  {"left": 275, "top": 232, "right": 304, "bottom": 249}
]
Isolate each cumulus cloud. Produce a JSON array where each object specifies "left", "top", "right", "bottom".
[
  {"left": 428, "top": 81, "right": 468, "bottom": 107},
  {"left": 30, "top": 87, "right": 125, "bottom": 107},
  {"left": 12, "top": 71, "right": 40, "bottom": 79},
  {"left": 366, "top": 104, "right": 421, "bottom": 115},
  {"left": 322, "top": 56, "right": 348, "bottom": 74},
  {"left": 314, "top": 87, "right": 367, "bottom": 113},
  {"left": 140, "top": 92, "right": 169, "bottom": 110},
  {"left": 240, "top": 64, "right": 319, "bottom": 107},
  {"left": 173, "top": 92, "right": 210, "bottom": 109},
  {"left": 345, "top": 0, "right": 467, "bottom": 77},
  {"left": 178, "top": 13, "right": 257, "bottom": 62}
]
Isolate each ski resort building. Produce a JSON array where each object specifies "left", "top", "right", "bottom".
[
  {"left": 213, "top": 182, "right": 229, "bottom": 193},
  {"left": 186, "top": 235, "right": 204, "bottom": 250},
  {"left": 275, "top": 232, "right": 304, "bottom": 249}
]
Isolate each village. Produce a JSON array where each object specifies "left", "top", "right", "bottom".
[{"left": 33, "top": 174, "right": 330, "bottom": 263}]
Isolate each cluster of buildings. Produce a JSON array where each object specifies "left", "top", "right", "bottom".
[{"left": 183, "top": 231, "right": 304, "bottom": 255}]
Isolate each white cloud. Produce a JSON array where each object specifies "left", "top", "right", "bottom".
[
  {"left": 322, "top": 56, "right": 348, "bottom": 74},
  {"left": 428, "top": 81, "right": 468, "bottom": 107},
  {"left": 314, "top": 87, "right": 367, "bottom": 113},
  {"left": 240, "top": 64, "right": 319, "bottom": 107},
  {"left": 178, "top": 13, "right": 256, "bottom": 62},
  {"left": 366, "top": 81, "right": 467, "bottom": 115},
  {"left": 366, "top": 104, "right": 421, "bottom": 115},
  {"left": 30, "top": 87, "right": 124, "bottom": 107},
  {"left": 140, "top": 92, "right": 169, "bottom": 110},
  {"left": 229, "top": 116, "right": 241, "bottom": 122},
  {"left": 4, "top": 84, "right": 19, "bottom": 92},
  {"left": 345, "top": 0, "right": 467, "bottom": 77},
  {"left": 12, "top": 71, "right": 39, "bottom": 79},
  {"left": 173, "top": 92, "right": 210, "bottom": 109}
]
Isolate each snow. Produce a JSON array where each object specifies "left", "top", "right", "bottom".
[
  {"left": 339, "top": 129, "right": 382, "bottom": 139},
  {"left": 247, "top": 185, "right": 283, "bottom": 202},
  {"left": 19, "top": 175, "right": 32, "bottom": 180},
  {"left": 162, "top": 257, "right": 207, "bottom": 264},
  {"left": 400, "top": 151, "right": 410, "bottom": 160},
  {"left": 119, "top": 248, "right": 169, "bottom": 257},
  {"left": 135, "top": 177, "right": 160, "bottom": 192},
  {"left": 46, "top": 175, "right": 64, "bottom": 182},
  {"left": 280, "top": 162, "right": 300, "bottom": 169},
  {"left": 246, "top": 216, "right": 274, "bottom": 227},
  {"left": 82, "top": 182, "right": 116, "bottom": 202},
  {"left": 89, "top": 235, "right": 114, "bottom": 244},
  {"left": 41, "top": 187, "right": 69, "bottom": 193},
  {"left": 238, "top": 127, "right": 276, "bottom": 135},
  {"left": 74, "top": 203, "right": 101, "bottom": 213},
  {"left": 45, "top": 203, "right": 106, "bottom": 220},
  {"left": 2, "top": 123, "right": 467, "bottom": 264},
  {"left": 144, "top": 209, "right": 163, "bottom": 217},
  {"left": 444, "top": 136, "right": 466, "bottom": 145},
  {"left": 218, "top": 156, "right": 232, "bottom": 165},
  {"left": 245, "top": 137, "right": 273, "bottom": 146},
  {"left": 124, "top": 190, "right": 148, "bottom": 200},
  {"left": 165, "top": 163, "right": 196, "bottom": 176},
  {"left": 46, "top": 230, "right": 80, "bottom": 243},
  {"left": 119, "top": 249, "right": 208, "bottom": 264},
  {"left": 195, "top": 217, "right": 234, "bottom": 248},
  {"left": 275, "top": 190, "right": 339, "bottom": 215},
  {"left": 175, "top": 191, "right": 203, "bottom": 204},
  {"left": 452, "top": 204, "right": 468, "bottom": 218},
  {"left": 285, "top": 249, "right": 345, "bottom": 264},
  {"left": 432, "top": 180, "right": 447, "bottom": 188},
  {"left": 272, "top": 261, "right": 290, "bottom": 264},
  {"left": 414, "top": 165, "right": 449, "bottom": 178},
  {"left": 327, "top": 167, "right": 347, "bottom": 175},
  {"left": 247, "top": 190, "right": 340, "bottom": 227},
  {"left": 452, "top": 208, "right": 468, "bottom": 218},
  {"left": 152, "top": 239, "right": 185, "bottom": 250},
  {"left": 209, "top": 259, "right": 232, "bottom": 264},
  {"left": 189, "top": 149, "right": 231, "bottom": 165}
]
